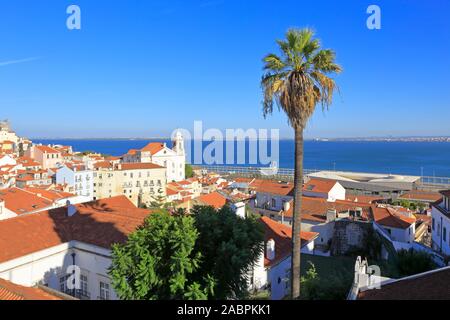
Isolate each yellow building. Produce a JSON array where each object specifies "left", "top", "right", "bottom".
[{"left": 93, "top": 162, "right": 167, "bottom": 207}]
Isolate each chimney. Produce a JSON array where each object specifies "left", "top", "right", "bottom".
[
  {"left": 117, "top": 164, "right": 122, "bottom": 170},
  {"left": 66, "top": 200, "right": 77, "bottom": 217},
  {"left": 326, "top": 209, "right": 337, "bottom": 222},
  {"left": 266, "top": 239, "right": 275, "bottom": 261},
  {"left": 283, "top": 201, "right": 291, "bottom": 212}
]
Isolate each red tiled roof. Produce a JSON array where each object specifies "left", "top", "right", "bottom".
[
  {"left": 398, "top": 191, "right": 443, "bottom": 202},
  {"left": 259, "top": 217, "right": 318, "bottom": 267},
  {"left": 345, "top": 195, "right": 385, "bottom": 204},
  {"left": 0, "top": 187, "right": 53, "bottom": 214},
  {"left": 195, "top": 192, "right": 228, "bottom": 209},
  {"left": 94, "top": 161, "right": 113, "bottom": 169},
  {"left": 358, "top": 267, "right": 450, "bottom": 300},
  {"left": 118, "top": 163, "right": 165, "bottom": 170},
  {"left": 166, "top": 188, "right": 179, "bottom": 196},
  {"left": 250, "top": 179, "right": 294, "bottom": 196},
  {"left": 0, "top": 196, "right": 152, "bottom": 263},
  {"left": 281, "top": 197, "right": 371, "bottom": 222},
  {"left": 141, "top": 142, "right": 165, "bottom": 154},
  {"left": 22, "top": 187, "right": 75, "bottom": 201},
  {"left": 0, "top": 279, "right": 62, "bottom": 300},
  {"left": 303, "top": 178, "right": 338, "bottom": 194},
  {"left": 35, "top": 145, "right": 60, "bottom": 154},
  {"left": 371, "top": 206, "right": 416, "bottom": 229}
]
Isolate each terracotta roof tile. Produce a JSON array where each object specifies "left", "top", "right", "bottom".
[
  {"left": 0, "top": 279, "right": 62, "bottom": 300},
  {"left": 259, "top": 217, "right": 318, "bottom": 267},
  {"left": 195, "top": 192, "right": 228, "bottom": 209},
  {"left": 371, "top": 206, "right": 416, "bottom": 229},
  {"left": 141, "top": 142, "right": 165, "bottom": 154},
  {"left": 303, "top": 178, "right": 338, "bottom": 193},
  {"left": 0, "top": 196, "right": 152, "bottom": 263},
  {"left": 358, "top": 267, "right": 450, "bottom": 300}
]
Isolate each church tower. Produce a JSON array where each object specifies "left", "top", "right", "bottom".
[{"left": 172, "top": 131, "right": 185, "bottom": 156}]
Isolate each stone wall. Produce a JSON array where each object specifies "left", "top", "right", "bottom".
[{"left": 331, "top": 220, "right": 371, "bottom": 256}]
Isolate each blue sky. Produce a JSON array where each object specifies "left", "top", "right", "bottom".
[{"left": 0, "top": 0, "right": 449, "bottom": 139}]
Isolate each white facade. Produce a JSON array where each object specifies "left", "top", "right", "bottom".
[
  {"left": 431, "top": 195, "right": 450, "bottom": 255},
  {"left": 380, "top": 223, "right": 415, "bottom": 244},
  {"left": 253, "top": 192, "right": 293, "bottom": 214},
  {"left": 122, "top": 132, "right": 186, "bottom": 182},
  {"left": 0, "top": 200, "right": 17, "bottom": 220},
  {"left": 303, "top": 182, "right": 346, "bottom": 202},
  {"left": 0, "top": 155, "right": 16, "bottom": 167},
  {"left": 0, "top": 241, "right": 117, "bottom": 300},
  {"left": 302, "top": 219, "right": 336, "bottom": 246},
  {"left": 250, "top": 245, "right": 316, "bottom": 300},
  {"left": 56, "top": 166, "right": 94, "bottom": 200}
]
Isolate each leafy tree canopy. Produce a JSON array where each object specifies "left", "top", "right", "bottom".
[
  {"left": 110, "top": 206, "right": 264, "bottom": 300},
  {"left": 191, "top": 205, "right": 264, "bottom": 299}
]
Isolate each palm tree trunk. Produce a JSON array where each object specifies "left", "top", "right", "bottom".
[{"left": 291, "top": 126, "right": 303, "bottom": 299}]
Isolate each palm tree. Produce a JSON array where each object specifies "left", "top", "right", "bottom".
[{"left": 261, "top": 28, "right": 342, "bottom": 299}]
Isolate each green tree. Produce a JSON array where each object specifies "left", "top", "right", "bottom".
[
  {"left": 185, "top": 164, "right": 194, "bottom": 178},
  {"left": 261, "top": 28, "right": 342, "bottom": 298},
  {"left": 190, "top": 205, "right": 264, "bottom": 299},
  {"left": 109, "top": 206, "right": 264, "bottom": 300},
  {"left": 300, "top": 262, "right": 320, "bottom": 299},
  {"left": 109, "top": 211, "right": 214, "bottom": 300}
]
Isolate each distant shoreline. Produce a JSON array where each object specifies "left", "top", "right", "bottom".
[{"left": 31, "top": 137, "right": 450, "bottom": 142}]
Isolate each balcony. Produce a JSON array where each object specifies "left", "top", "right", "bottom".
[{"left": 63, "top": 289, "right": 91, "bottom": 300}]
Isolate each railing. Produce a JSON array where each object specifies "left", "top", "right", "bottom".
[{"left": 194, "top": 165, "right": 450, "bottom": 189}]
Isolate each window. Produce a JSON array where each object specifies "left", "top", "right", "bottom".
[
  {"left": 80, "top": 274, "right": 88, "bottom": 297},
  {"left": 271, "top": 198, "right": 276, "bottom": 208},
  {"left": 99, "top": 282, "right": 110, "bottom": 300},
  {"left": 444, "top": 227, "right": 447, "bottom": 242},
  {"left": 432, "top": 218, "right": 435, "bottom": 231},
  {"left": 59, "top": 274, "right": 70, "bottom": 293}
]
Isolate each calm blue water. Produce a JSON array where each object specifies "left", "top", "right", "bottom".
[{"left": 34, "top": 139, "right": 450, "bottom": 177}]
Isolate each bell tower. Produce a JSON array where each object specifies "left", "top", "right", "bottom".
[{"left": 172, "top": 131, "right": 185, "bottom": 155}]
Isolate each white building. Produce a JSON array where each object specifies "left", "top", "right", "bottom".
[
  {"left": 249, "top": 217, "right": 318, "bottom": 300},
  {"left": 56, "top": 164, "right": 94, "bottom": 201},
  {"left": 122, "top": 132, "right": 186, "bottom": 182},
  {"left": 0, "top": 196, "right": 151, "bottom": 300},
  {"left": 371, "top": 206, "right": 416, "bottom": 244},
  {"left": 0, "top": 187, "right": 83, "bottom": 221},
  {"left": 431, "top": 190, "right": 450, "bottom": 255},
  {"left": 303, "top": 178, "right": 346, "bottom": 202},
  {"left": 0, "top": 120, "right": 19, "bottom": 145}
]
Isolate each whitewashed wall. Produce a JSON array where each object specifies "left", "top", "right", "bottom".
[{"left": 0, "top": 241, "right": 117, "bottom": 300}]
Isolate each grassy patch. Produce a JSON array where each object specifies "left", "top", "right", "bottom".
[{"left": 300, "top": 254, "right": 355, "bottom": 300}]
